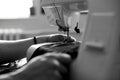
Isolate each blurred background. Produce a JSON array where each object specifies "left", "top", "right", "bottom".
[{"left": 0, "top": 0, "right": 88, "bottom": 41}]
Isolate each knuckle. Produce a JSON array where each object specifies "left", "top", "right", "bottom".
[
  {"left": 48, "top": 59, "right": 60, "bottom": 67},
  {"left": 41, "top": 56, "right": 60, "bottom": 68},
  {"left": 51, "top": 59, "right": 60, "bottom": 66},
  {"left": 53, "top": 70, "right": 62, "bottom": 79}
]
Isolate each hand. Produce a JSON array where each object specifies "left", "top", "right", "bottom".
[
  {"left": 11, "top": 53, "right": 71, "bottom": 80},
  {"left": 47, "top": 34, "right": 76, "bottom": 42}
]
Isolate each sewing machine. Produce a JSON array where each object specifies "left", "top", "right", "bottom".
[
  {"left": 1, "top": 0, "right": 120, "bottom": 80},
  {"left": 0, "top": 0, "right": 116, "bottom": 80},
  {"left": 39, "top": 0, "right": 120, "bottom": 80}
]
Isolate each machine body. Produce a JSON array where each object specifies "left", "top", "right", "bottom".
[
  {"left": 40, "top": 0, "right": 120, "bottom": 80},
  {"left": 40, "top": 0, "right": 87, "bottom": 42},
  {"left": 27, "top": 0, "right": 120, "bottom": 80}
]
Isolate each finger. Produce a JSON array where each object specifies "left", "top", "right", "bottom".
[
  {"left": 49, "top": 34, "right": 76, "bottom": 42},
  {"left": 44, "top": 53, "right": 72, "bottom": 80},
  {"left": 49, "top": 34, "right": 66, "bottom": 42},
  {"left": 25, "top": 54, "right": 70, "bottom": 80},
  {"left": 43, "top": 52, "right": 72, "bottom": 76},
  {"left": 27, "top": 54, "right": 69, "bottom": 73},
  {"left": 45, "top": 69, "right": 62, "bottom": 80},
  {"left": 53, "top": 70, "right": 62, "bottom": 80},
  {"left": 43, "top": 52, "right": 72, "bottom": 65},
  {"left": 21, "top": 56, "right": 65, "bottom": 80},
  {"left": 45, "top": 58, "right": 68, "bottom": 74}
]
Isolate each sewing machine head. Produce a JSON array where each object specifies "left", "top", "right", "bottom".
[{"left": 40, "top": 0, "right": 88, "bottom": 32}]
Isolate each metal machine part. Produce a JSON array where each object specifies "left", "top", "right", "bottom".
[{"left": 40, "top": 0, "right": 88, "bottom": 42}]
